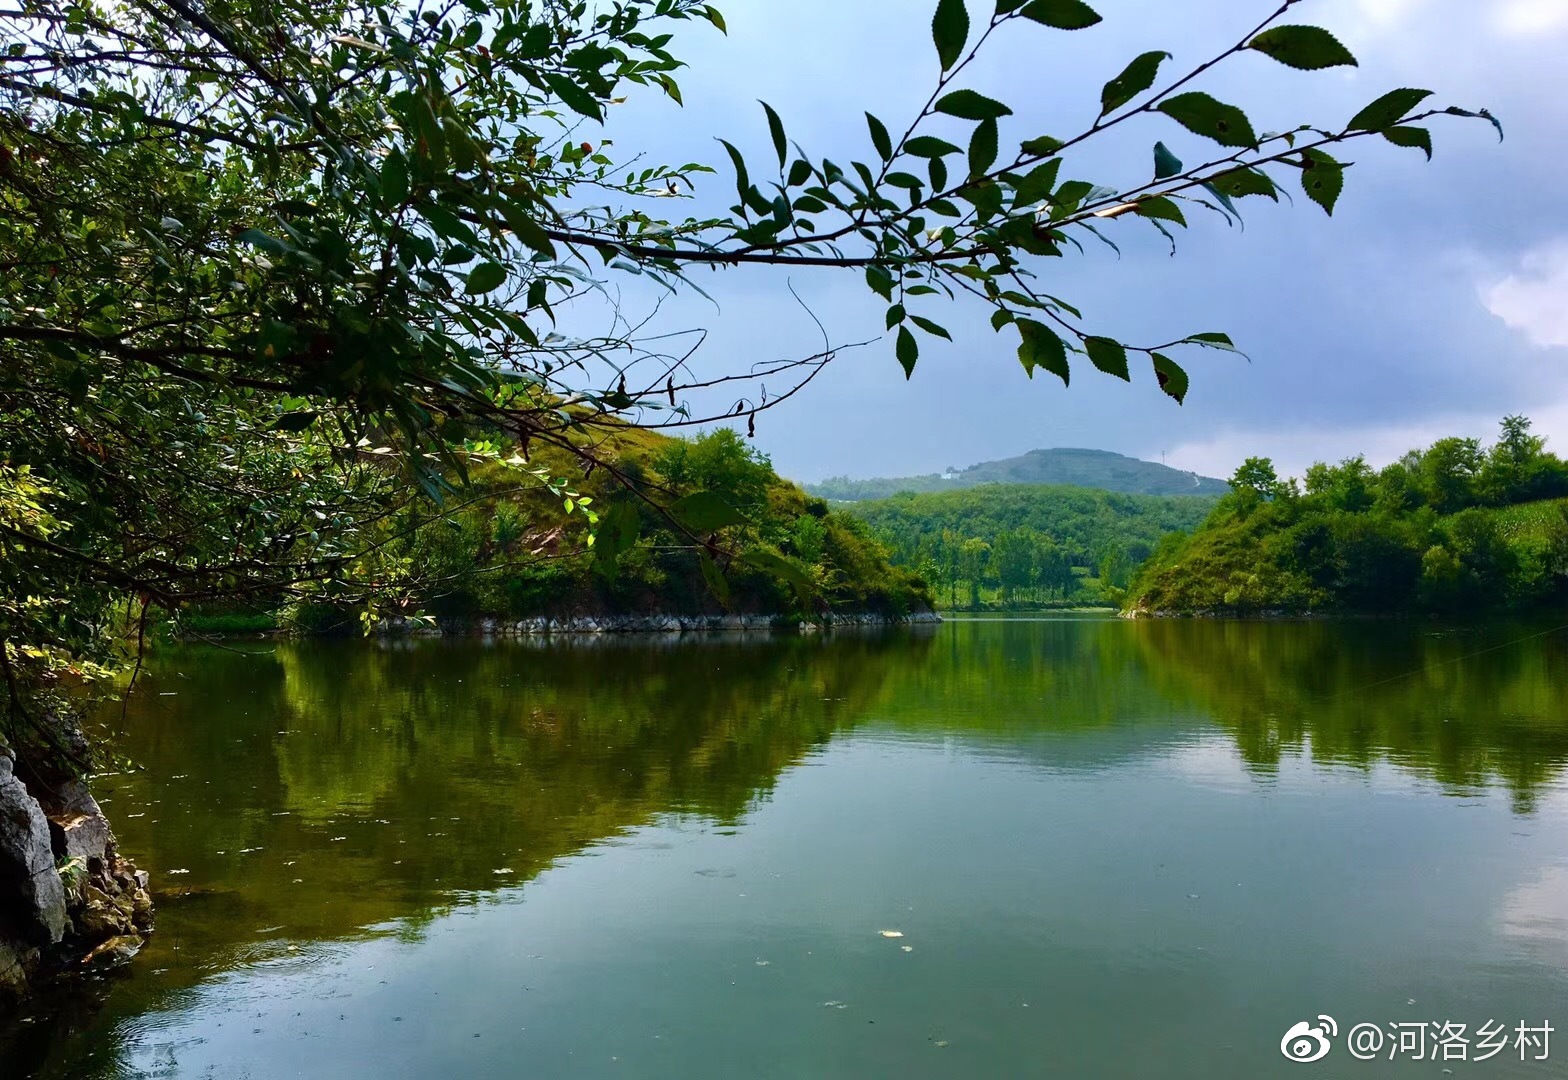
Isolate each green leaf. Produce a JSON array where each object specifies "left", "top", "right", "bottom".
[
  {"left": 1184, "top": 331, "right": 1240, "bottom": 352},
  {"left": 959, "top": 179, "right": 1004, "bottom": 217},
  {"left": 1207, "top": 166, "right": 1277, "bottom": 202},
  {"left": 1247, "top": 25, "right": 1358, "bottom": 71},
  {"left": 739, "top": 549, "right": 816, "bottom": 600},
  {"left": 932, "top": 0, "right": 970, "bottom": 71},
  {"left": 1158, "top": 93, "right": 1257, "bottom": 148},
  {"left": 1013, "top": 158, "right": 1064, "bottom": 205},
  {"left": 1383, "top": 125, "right": 1433, "bottom": 160},
  {"left": 1017, "top": 319, "right": 1069, "bottom": 385},
  {"left": 698, "top": 552, "right": 731, "bottom": 608},
  {"left": 1444, "top": 106, "right": 1504, "bottom": 142},
  {"left": 1052, "top": 179, "right": 1092, "bottom": 209},
  {"left": 544, "top": 72, "right": 602, "bottom": 119},
  {"left": 906, "top": 136, "right": 961, "bottom": 158},
  {"left": 464, "top": 261, "right": 508, "bottom": 294},
  {"left": 237, "top": 229, "right": 288, "bottom": 256},
  {"left": 1151, "top": 353, "right": 1189, "bottom": 404},
  {"left": 760, "top": 101, "right": 787, "bottom": 170},
  {"left": 381, "top": 148, "right": 410, "bottom": 205},
  {"left": 499, "top": 202, "right": 557, "bottom": 258},
  {"left": 886, "top": 303, "right": 906, "bottom": 329},
  {"left": 1020, "top": 135, "right": 1064, "bottom": 157},
  {"left": 910, "top": 315, "right": 952, "bottom": 340},
  {"left": 1135, "top": 196, "right": 1187, "bottom": 226},
  {"left": 1299, "top": 148, "right": 1345, "bottom": 215},
  {"left": 272, "top": 410, "right": 319, "bottom": 432},
  {"left": 1084, "top": 336, "right": 1130, "bottom": 381},
  {"left": 968, "top": 117, "right": 999, "bottom": 178},
  {"left": 1348, "top": 88, "right": 1432, "bottom": 132},
  {"left": 896, "top": 326, "right": 919, "bottom": 378},
  {"left": 866, "top": 113, "right": 894, "bottom": 161},
  {"left": 1153, "top": 142, "right": 1183, "bottom": 180},
  {"left": 1201, "top": 182, "right": 1241, "bottom": 223},
  {"left": 717, "top": 138, "right": 751, "bottom": 205},
  {"left": 935, "top": 89, "right": 1014, "bottom": 121},
  {"left": 1018, "top": 0, "right": 1102, "bottom": 30},
  {"left": 670, "top": 490, "right": 748, "bottom": 532},
  {"left": 1100, "top": 51, "right": 1169, "bottom": 116},
  {"left": 592, "top": 501, "right": 641, "bottom": 579},
  {"left": 866, "top": 264, "right": 895, "bottom": 301}
]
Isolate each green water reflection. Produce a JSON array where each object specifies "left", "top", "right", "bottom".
[{"left": 4, "top": 618, "right": 1567, "bottom": 1078}]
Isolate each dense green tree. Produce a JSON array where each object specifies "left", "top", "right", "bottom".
[
  {"left": 1304, "top": 456, "right": 1375, "bottom": 513},
  {"left": 1131, "top": 418, "right": 1568, "bottom": 616},
  {"left": 989, "top": 528, "right": 1037, "bottom": 604},
  {"left": 842, "top": 483, "right": 1215, "bottom": 607},
  {"left": 959, "top": 538, "right": 991, "bottom": 609},
  {"left": 1414, "top": 438, "right": 1484, "bottom": 513}
]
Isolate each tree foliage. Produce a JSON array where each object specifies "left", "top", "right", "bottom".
[
  {"left": 0, "top": 0, "right": 1489, "bottom": 762},
  {"left": 1130, "top": 418, "right": 1568, "bottom": 615},
  {"left": 845, "top": 483, "right": 1215, "bottom": 608}
]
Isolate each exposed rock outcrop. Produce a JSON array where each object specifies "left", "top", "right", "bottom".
[
  {"left": 0, "top": 744, "right": 152, "bottom": 1008},
  {"left": 0, "top": 753, "right": 67, "bottom": 949}
]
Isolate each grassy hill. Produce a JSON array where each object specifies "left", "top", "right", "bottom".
[
  {"left": 808, "top": 448, "right": 1228, "bottom": 501},
  {"left": 1129, "top": 420, "right": 1568, "bottom": 616},
  {"left": 841, "top": 484, "right": 1219, "bottom": 609}
]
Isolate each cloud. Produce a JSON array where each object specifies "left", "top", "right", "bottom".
[
  {"left": 1496, "top": 0, "right": 1568, "bottom": 35},
  {"left": 1484, "top": 240, "right": 1568, "bottom": 349},
  {"left": 1333, "top": 0, "right": 1568, "bottom": 42},
  {"left": 1160, "top": 394, "right": 1568, "bottom": 482},
  {"left": 1350, "top": 0, "right": 1429, "bottom": 25}
]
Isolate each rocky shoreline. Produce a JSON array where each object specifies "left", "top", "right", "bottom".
[
  {"left": 373, "top": 610, "right": 942, "bottom": 637},
  {"left": 0, "top": 747, "right": 154, "bottom": 1007}
]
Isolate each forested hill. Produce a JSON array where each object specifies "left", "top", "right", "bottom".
[
  {"left": 1128, "top": 417, "right": 1568, "bottom": 616},
  {"left": 808, "top": 448, "right": 1228, "bottom": 501},
  {"left": 191, "top": 428, "right": 932, "bottom": 634},
  {"left": 842, "top": 485, "right": 1218, "bottom": 608}
]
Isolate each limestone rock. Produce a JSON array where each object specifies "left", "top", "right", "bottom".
[
  {"left": 81, "top": 934, "right": 142, "bottom": 969},
  {"left": 0, "top": 939, "right": 38, "bottom": 1004},
  {"left": 47, "top": 812, "right": 113, "bottom": 864},
  {"left": 0, "top": 755, "right": 67, "bottom": 946}
]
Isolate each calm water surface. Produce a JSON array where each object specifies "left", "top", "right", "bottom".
[{"left": 4, "top": 617, "right": 1568, "bottom": 1078}]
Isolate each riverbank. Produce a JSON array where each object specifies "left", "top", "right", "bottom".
[
  {"left": 0, "top": 737, "right": 154, "bottom": 1009},
  {"left": 372, "top": 610, "right": 942, "bottom": 637}
]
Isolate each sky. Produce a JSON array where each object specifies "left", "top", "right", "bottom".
[{"left": 571, "top": 0, "right": 1568, "bottom": 484}]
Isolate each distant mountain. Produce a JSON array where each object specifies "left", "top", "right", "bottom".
[{"left": 808, "top": 448, "right": 1229, "bottom": 501}]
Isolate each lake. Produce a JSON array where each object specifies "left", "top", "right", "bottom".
[{"left": 3, "top": 617, "right": 1566, "bottom": 1078}]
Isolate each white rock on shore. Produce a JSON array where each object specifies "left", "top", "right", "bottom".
[{"left": 374, "top": 610, "right": 939, "bottom": 637}]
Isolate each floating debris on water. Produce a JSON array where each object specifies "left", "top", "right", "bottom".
[{"left": 878, "top": 930, "right": 904, "bottom": 939}]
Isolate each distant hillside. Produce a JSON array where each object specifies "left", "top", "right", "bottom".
[
  {"left": 843, "top": 484, "right": 1219, "bottom": 609},
  {"left": 808, "top": 448, "right": 1228, "bottom": 501}
]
